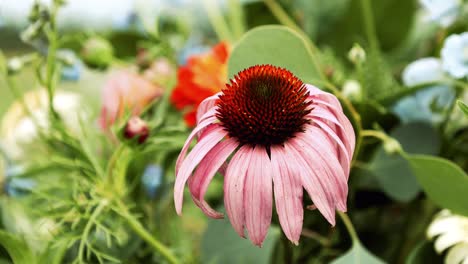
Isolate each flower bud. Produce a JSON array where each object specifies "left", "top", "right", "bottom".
[
  {"left": 383, "top": 137, "right": 403, "bottom": 154},
  {"left": 7, "top": 57, "right": 23, "bottom": 75},
  {"left": 124, "top": 116, "right": 149, "bottom": 144},
  {"left": 342, "top": 80, "right": 363, "bottom": 101},
  {"left": 81, "top": 37, "right": 114, "bottom": 69},
  {"left": 348, "top": 44, "right": 366, "bottom": 65}
]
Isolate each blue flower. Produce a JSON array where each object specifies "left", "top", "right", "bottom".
[
  {"left": 393, "top": 86, "right": 455, "bottom": 124},
  {"left": 402, "top": 57, "right": 444, "bottom": 86},
  {"left": 393, "top": 57, "right": 455, "bottom": 124},
  {"left": 142, "top": 165, "right": 163, "bottom": 199},
  {"left": 441, "top": 32, "right": 468, "bottom": 79},
  {"left": 420, "top": 0, "right": 461, "bottom": 27}
]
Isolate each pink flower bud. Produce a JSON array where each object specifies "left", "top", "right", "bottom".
[{"left": 124, "top": 116, "right": 149, "bottom": 144}]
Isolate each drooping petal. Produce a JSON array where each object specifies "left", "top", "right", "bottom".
[
  {"left": 244, "top": 147, "right": 273, "bottom": 246},
  {"left": 175, "top": 116, "right": 217, "bottom": 174},
  {"left": 311, "top": 120, "right": 350, "bottom": 175},
  {"left": 196, "top": 92, "right": 222, "bottom": 124},
  {"left": 174, "top": 125, "right": 227, "bottom": 215},
  {"left": 188, "top": 137, "right": 238, "bottom": 218},
  {"left": 284, "top": 142, "right": 336, "bottom": 225},
  {"left": 270, "top": 145, "right": 304, "bottom": 245},
  {"left": 224, "top": 145, "right": 254, "bottom": 237},
  {"left": 306, "top": 84, "right": 355, "bottom": 154},
  {"left": 295, "top": 127, "right": 348, "bottom": 211}
]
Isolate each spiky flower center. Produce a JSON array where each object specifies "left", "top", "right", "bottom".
[{"left": 216, "top": 65, "right": 312, "bottom": 148}]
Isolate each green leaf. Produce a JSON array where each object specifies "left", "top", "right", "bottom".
[
  {"left": 369, "top": 122, "right": 440, "bottom": 202},
  {"left": 458, "top": 100, "right": 468, "bottom": 117},
  {"left": 0, "top": 230, "right": 36, "bottom": 264},
  {"left": 331, "top": 242, "right": 385, "bottom": 264},
  {"left": 201, "top": 218, "right": 280, "bottom": 264},
  {"left": 408, "top": 154, "right": 468, "bottom": 216},
  {"left": 406, "top": 241, "right": 443, "bottom": 264},
  {"left": 228, "top": 25, "right": 320, "bottom": 84}
]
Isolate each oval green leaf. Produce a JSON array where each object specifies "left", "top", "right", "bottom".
[
  {"left": 201, "top": 218, "right": 279, "bottom": 264},
  {"left": 331, "top": 242, "right": 385, "bottom": 264},
  {"left": 408, "top": 154, "right": 468, "bottom": 216},
  {"left": 227, "top": 25, "right": 321, "bottom": 84},
  {"left": 369, "top": 122, "right": 440, "bottom": 202}
]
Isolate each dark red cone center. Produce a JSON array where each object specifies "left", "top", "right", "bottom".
[{"left": 216, "top": 65, "right": 312, "bottom": 148}]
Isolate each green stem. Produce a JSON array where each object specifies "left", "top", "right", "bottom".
[
  {"left": 105, "top": 144, "right": 126, "bottom": 183},
  {"left": 263, "top": 0, "right": 302, "bottom": 33},
  {"left": 118, "top": 201, "right": 180, "bottom": 264},
  {"left": 44, "top": 2, "right": 60, "bottom": 119},
  {"left": 360, "top": 129, "right": 389, "bottom": 142},
  {"left": 228, "top": 0, "right": 246, "bottom": 39},
  {"left": 202, "top": 0, "right": 234, "bottom": 42},
  {"left": 359, "top": 0, "right": 379, "bottom": 49},
  {"left": 338, "top": 212, "right": 359, "bottom": 243},
  {"left": 78, "top": 200, "right": 108, "bottom": 262}
]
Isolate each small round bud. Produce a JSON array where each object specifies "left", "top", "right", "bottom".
[
  {"left": 81, "top": 37, "right": 114, "bottom": 69},
  {"left": 348, "top": 44, "right": 366, "bottom": 65},
  {"left": 342, "top": 80, "right": 363, "bottom": 102},
  {"left": 124, "top": 116, "right": 149, "bottom": 144},
  {"left": 7, "top": 57, "right": 23, "bottom": 74},
  {"left": 383, "top": 137, "right": 403, "bottom": 154}
]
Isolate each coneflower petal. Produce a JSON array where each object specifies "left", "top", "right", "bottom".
[
  {"left": 224, "top": 145, "right": 254, "bottom": 237},
  {"left": 270, "top": 145, "right": 304, "bottom": 245},
  {"left": 310, "top": 119, "right": 351, "bottom": 175},
  {"left": 174, "top": 125, "right": 227, "bottom": 215},
  {"left": 175, "top": 115, "right": 217, "bottom": 174},
  {"left": 188, "top": 137, "right": 238, "bottom": 218},
  {"left": 244, "top": 147, "right": 273, "bottom": 246},
  {"left": 295, "top": 128, "right": 348, "bottom": 211},
  {"left": 306, "top": 84, "right": 355, "bottom": 154},
  {"left": 196, "top": 92, "right": 221, "bottom": 124},
  {"left": 285, "top": 143, "right": 336, "bottom": 225}
]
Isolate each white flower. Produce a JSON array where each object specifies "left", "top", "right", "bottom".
[
  {"left": 402, "top": 57, "right": 445, "bottom": 86},
  {"left": 420, "top": 0, "right": 461, "bottom": 27},
  {"left": 0, "top": 89, "right": 85, "bottom": 160},
  {"left": 427, "top": 210, "right": 468, "bottom": 264},
  {"left": 441, "top": 32, "right": 468, "bottom": 79}
]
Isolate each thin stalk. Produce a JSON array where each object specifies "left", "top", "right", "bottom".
[
  {"left": 78, "top": 200, "right": 108, "bottom": 262},
  {"left": 360, "top": 130, "right": 389, "bottom": 142},
  {"left": 202, "top": 0, "right": 234, "bottom": 42},
  {"left": 263, "top": 0, "right": 302, "bottom": 33},
  {"left": 338, "top": 212, "right": 359, "bottom": 243},
  {"left": 44, "top": 2, "right": 60, "bottom": 119},
  {"left": 118, "top": 201, "right": 180, "bottom": 264},
  {"left": 228, "top": 0, "right": 246, "bottom": 39},
  {"left": 359, "top": 0, "right": 379, "bottom": 49}
]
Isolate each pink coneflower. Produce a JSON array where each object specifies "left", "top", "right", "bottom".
[{"left": 174, "top": 65, "right": 355, "bottom": 246}]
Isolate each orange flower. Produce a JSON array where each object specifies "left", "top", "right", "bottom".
[
  {"left": 171, "top": 42, "right": 229, "bottom": 127},
  {"left": 99, "top": 70, "right": 163, "bottom": 129}
]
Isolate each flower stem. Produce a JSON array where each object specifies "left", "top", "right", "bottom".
[
  {"left": 359, "top": 0, "right": 379, "bottom": 49},
  {"left": 262, "top": 0, "right": 302, "bottom": 33},
  {"left": 338, "top": 212, "right": 359, "bottom": 244},
  {"left": 202, "top": 0, "right": 234, "bottom": 42},
  {"left": 228, "top": 0, "right": 246, "bottom": 39},
  {"left": 118, "top": 201, "right": 180, "bottom": 264},
  {"left": 360, "top": 129, "right": 389, "bottom": 142}
]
